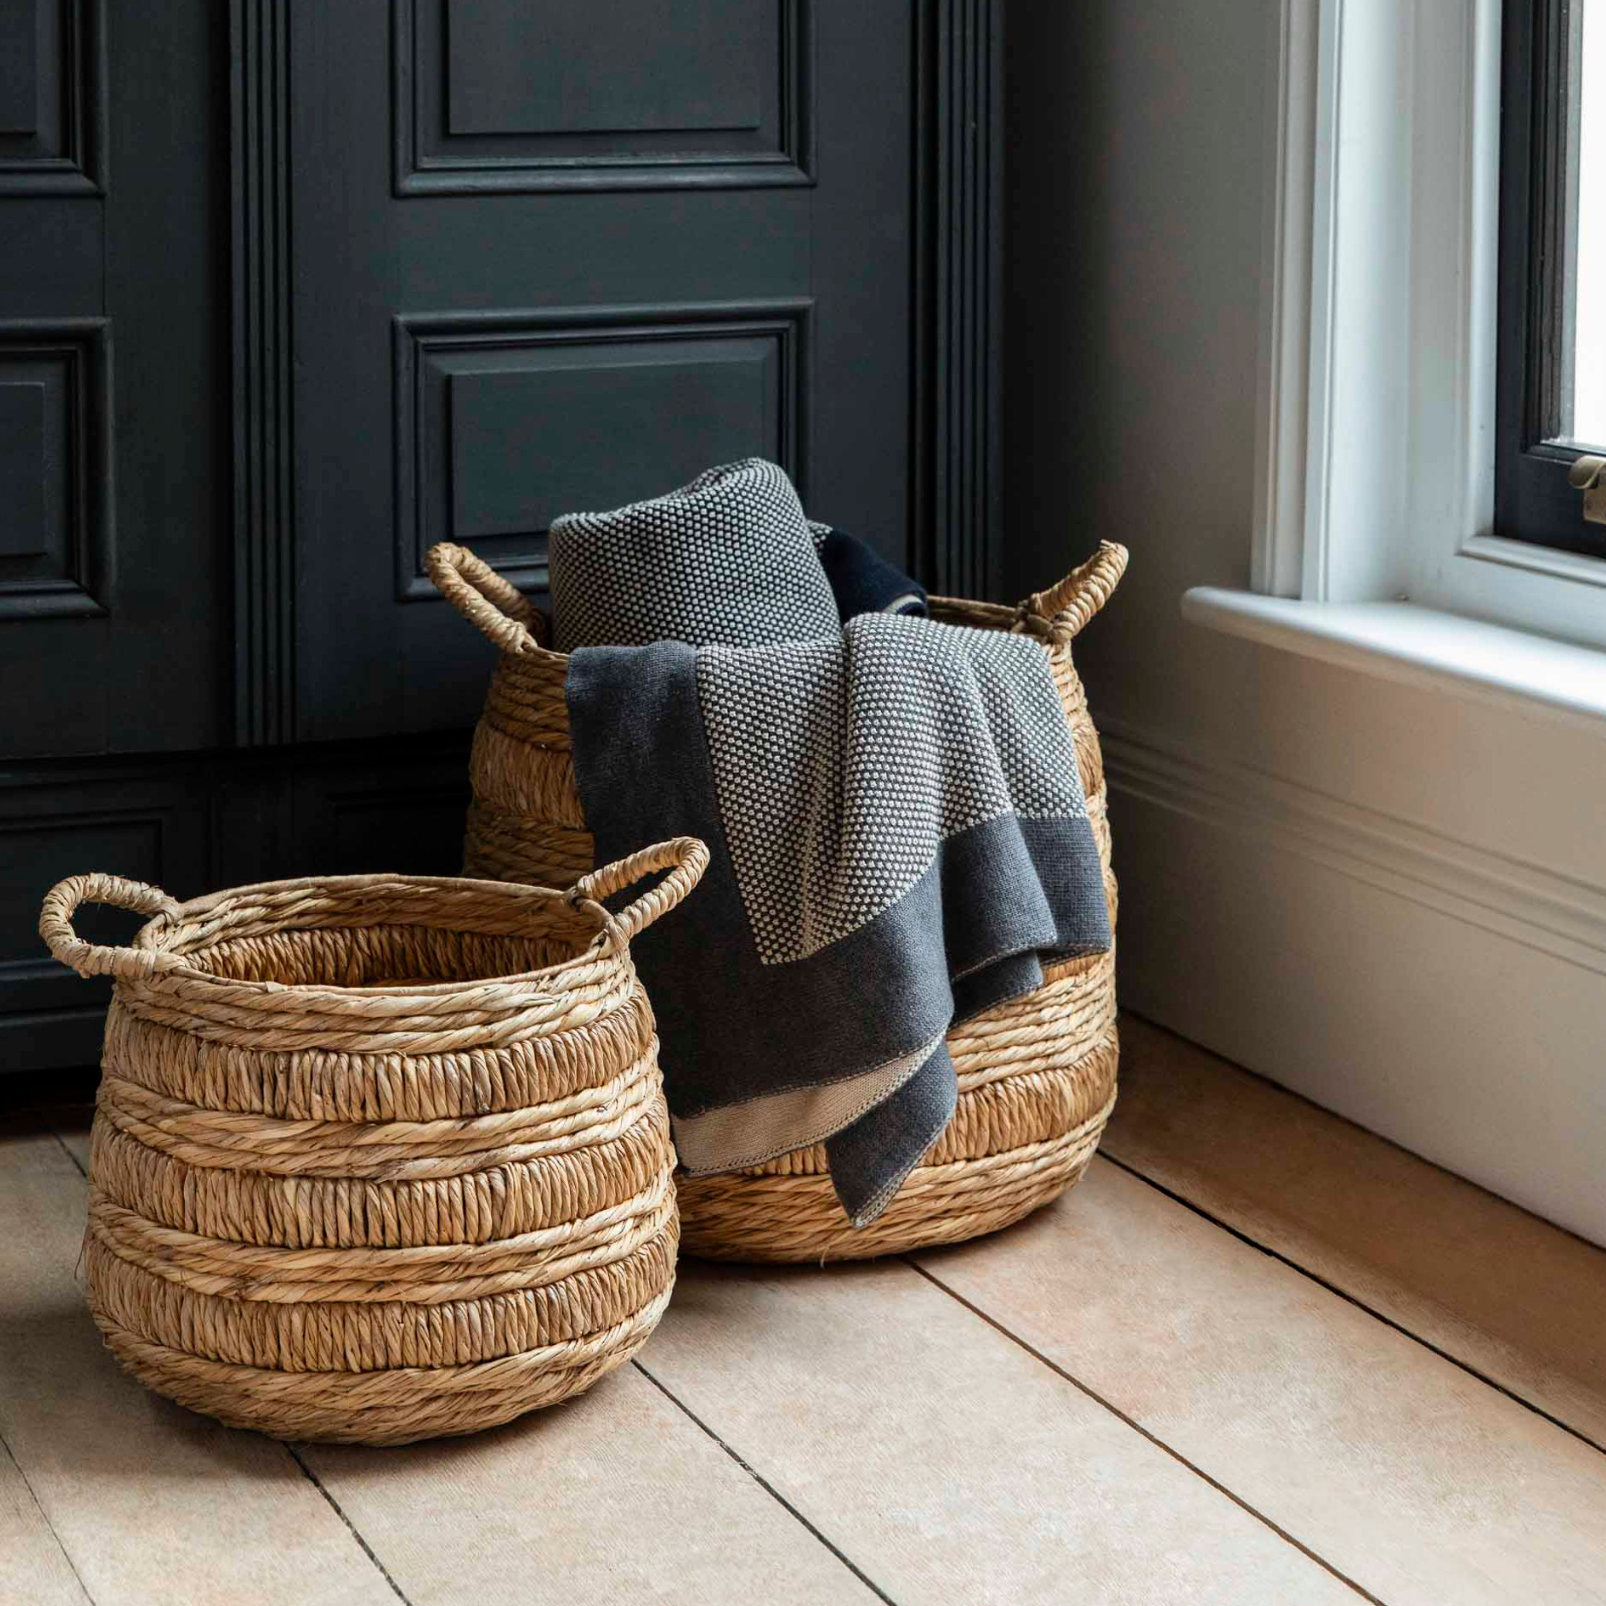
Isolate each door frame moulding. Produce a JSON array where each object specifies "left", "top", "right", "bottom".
[
  {"left": 912, "top": 0, "right": 1003, "bottom": 600},
  {"left": 230, "top": 0, "right": 296, "bottom": 746}
]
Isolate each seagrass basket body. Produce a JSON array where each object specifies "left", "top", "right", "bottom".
[
  {"left": 427, "top": 541, "right": 1127, "bottom": 1263},
  {"left": 39, "top": 841, "right": 706, "bottom": 1443}
]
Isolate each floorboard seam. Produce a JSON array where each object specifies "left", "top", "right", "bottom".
[
  {"left": 631, "top": 1359, "right": 901, "bottom": 1606},
  {"left": 2, "top": 1428, "right": 98, "bottom": 1606},
  {"left": 285, "top": 1445, "right": 413, "bottom": 1605},
  {"left": 902, "top": 1258, "right": 1389, "bottom": 1606},
  {"left": 50, "top": 1127, "right": 87, "bottom": 1180},
  {"left": 1097, "top": 1150, "right": 1606, "bottom": 1460}
]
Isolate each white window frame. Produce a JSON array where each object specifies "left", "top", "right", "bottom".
[{"left": 1186, "top": 0, "right": 1606, "bottom": 725}]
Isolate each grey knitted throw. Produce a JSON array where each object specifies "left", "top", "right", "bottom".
[{"left": 558, "top": 460, "right": 1110, "bottom": 1225}]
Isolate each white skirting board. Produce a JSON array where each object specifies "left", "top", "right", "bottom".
[{"left": 1103, "top": 724, "right": 1606, "bottom": 1249}]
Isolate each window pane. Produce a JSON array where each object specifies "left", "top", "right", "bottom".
[{"left": 1570, "top": 0, "right": 1605, "bottom": 447}]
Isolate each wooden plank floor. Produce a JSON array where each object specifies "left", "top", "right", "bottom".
[{"left": 5, "top": 1016, "right": 1605, "bottom": 1605}]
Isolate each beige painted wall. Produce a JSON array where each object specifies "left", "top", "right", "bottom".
[{"left": 1004, "top": 2, "right": 1606, "bottom": 1243}]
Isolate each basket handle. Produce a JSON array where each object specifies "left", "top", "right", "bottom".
[
  {"left": 425, "top": 542, "right": 549, "bottom": 654},
  {"left": 39, "top": 874, "right": 184, "bottom": 982},
  {"left": 566, "top": 837, "right": 710, "bottom": 946},
  {"left": 1022, "top": 541, "right": 1129, "bottom": 643}
]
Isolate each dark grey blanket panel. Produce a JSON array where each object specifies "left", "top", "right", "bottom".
[{"left": 567, "top": 638, "right": 1109, "bottom": 1224}]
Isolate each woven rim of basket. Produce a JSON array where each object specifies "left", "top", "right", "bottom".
[
  {"left": 424, "top": 539, "right": 1131, "bottom": 664},
  {"left": 168, "top": 876, "right": 628, "bottom": 991},
  {"left": 39, "top": 840, "right": 709, "bottom": 1006},
  {"left": 51, "top": 874, "right": 619, "bottom": 996}
]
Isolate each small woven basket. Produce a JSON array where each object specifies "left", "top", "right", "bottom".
[
  {"left": 427, "top": 540, "right": 1127, "bottom": 1263},
  {"left": 39, "top": 839, "right": 707, "bottom": 1444}
]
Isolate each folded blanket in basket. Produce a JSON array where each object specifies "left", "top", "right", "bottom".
[
  {"left": 556, "top": 460, "right": 1110, "bottom": 1225},
  {"left": 550, "top": 461, "right": 839, "bottom": 652}
]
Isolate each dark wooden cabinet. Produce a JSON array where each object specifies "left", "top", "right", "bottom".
[{"left": 0, "top": 0, "right": 1000, "bottom": 1072}]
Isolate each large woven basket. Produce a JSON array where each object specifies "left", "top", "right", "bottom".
[
  {"left": 39, "top": 839, "right": 707, "bottom": 1444},
  {"left": 426, "top": 539, "right": 1127, "bottom": 1263}
]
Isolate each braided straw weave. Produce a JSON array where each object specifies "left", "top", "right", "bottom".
[
  {"left": 39, "top": 839, "right": 708, "bottom": 1442},
  {"left": 427, "top": 540, "right": 1128, "bottom": 1262}
]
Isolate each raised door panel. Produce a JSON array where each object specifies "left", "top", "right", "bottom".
[
  {"left": 0, "top": 0, "right": 104, "bottom": 196},
  {"left": 394, "top": 304, "right": 806, "bottom": 602},
  {"left": 0, "top": 766, "right": 209, "bottom": 1073},
  {"left": 0, "top": 318, "right": 110, "bottom": 620},
  {"left": 397, "top": 0, "right": 808, "bottom": 193}
]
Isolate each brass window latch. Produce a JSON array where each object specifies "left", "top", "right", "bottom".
[{"left": 1569, "top": 455, "right": 1606, "bottom": 526}]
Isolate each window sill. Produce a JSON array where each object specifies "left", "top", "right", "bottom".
[{"left": 1181, "top": 587, "right": 1606, "bottom": 736}]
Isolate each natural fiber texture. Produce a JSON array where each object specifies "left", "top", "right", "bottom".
[
  {"left": 427, "top": 540, "right": 1127, "bottom": 1262},
  {"left": 40, "top": 840, "right": 706, "bottom": 1442}
]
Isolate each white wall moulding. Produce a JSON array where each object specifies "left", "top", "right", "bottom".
[
  {"left": 1102, "top": 717, "right": 1606, "bottom": 978},
  {"left": 1182, "top": 585, "right": 1606, "bottom": 736},
  {"left": 1102, "top": 717, "right": 1606, "bottom": 1247}
]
